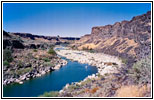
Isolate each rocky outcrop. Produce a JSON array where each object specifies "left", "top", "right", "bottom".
[
  {"left": 3, "top": 31, "right": 25, "bottom": 49},
  {"left": 3, "top": 39, "right": 24, "bottom": 49},
  {"left": 75, "top": 11, "right": 151, "bottom": 66},
  {"left": 12, "top": 40, "right": 24, "bottom": 49},
  {"left": 3, "top": 30, "right": 11, "bottom": 37}
]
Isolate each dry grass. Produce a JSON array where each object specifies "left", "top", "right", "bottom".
[
  {"left": 90, "top": 87, "right": 99, "bottom": 94},
  {"left": 84, "top": 87, "right": 99, "bottom": 94},
  {"left": 78, "top": 36, "right": 138, "bottom": 56},
  {"left": 115, "top": 38, "right": 138, "bottom": 55},
  {"left": 84, "top": 88, "right": 90, "bottom": 93},
  {"left": 116, "top": 85, "right": 149, "bottom": 97},
  {"left": 35, "top": 37, "right": 50, "bottom": 43},
  {"left": 102, "top": 36, "right": 117, "bottom": 46},
  {"left": 78, "top": 43, "right": 99, "bottom": 50}
]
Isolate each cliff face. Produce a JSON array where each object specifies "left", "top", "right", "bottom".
[{"left": 75, "top": 11, "right": 151, "bottom": 64}]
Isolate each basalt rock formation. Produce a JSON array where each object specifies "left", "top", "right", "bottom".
[
  {"left": 75, "top": 11, "right": 151, "bottom": 65},
  {"left": 3, "top": 30, "right": 25, "bottom": 49}
]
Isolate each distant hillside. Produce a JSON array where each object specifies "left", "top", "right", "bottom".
[
  {"left": 3, "top": 31, "right": 80, "bottom": 49},
  {"left": 13, "top": 32, "right": 80, "bottom": 41},
  {"left": 74, "top": 11, "right": 151, "bottom": 65}
]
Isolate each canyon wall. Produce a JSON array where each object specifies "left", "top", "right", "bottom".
[{"left": 75, "top": 11, "right": 151, "bottom": 65}]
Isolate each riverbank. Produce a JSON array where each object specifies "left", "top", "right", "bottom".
[
  {"left": 55, "top": 47, "right": 122, "bottom": 76},
  {"left": 3, "top": 48, "right": 67, "bottom": 85},
  {"left": 53, "top": 47, "right": 151, "bottom": 97},
  {"left": 3, "top": 54, "right": 98, "bottom": 97},
  {"left": 55, "top": 47, "right": 123, "bottom": 96}
]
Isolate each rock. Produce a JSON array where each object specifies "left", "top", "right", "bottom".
[
  {"left": 12, "top": 40, "right": 24, "bottom": 49},
  {"left": 74, "top": 11, "right": 151, "bottom": 64},
  {"left": 3, "top": 39, "right": 12, "bottom": 49},
  {"left": 36, "top": 74, "right": 41, "bottom": 77},
  {"left": 54, "top": 64, "right": 61, "bottom": 70},
  {"left": 3, "top": 30, "right": 11, "bottom": 37},
  {"left": 19, "top": 75, "right": 26, "bottom": 80},
  {"left": 99, "top": 66, "right": 118, "bottom": 76},
  {"left": 25, "top": 63, "right": 31, "bottom": 68},
  {"left": 65, "top": 84, "right": 70, "bottom": 89},
  {"left": 26, "top": 78, "right": 30, "bottom": 80},
  {"left": 15, "top": 79, "right": 20, "bottom": 83},
  {"left": 19, "top": 81, "right": 23, "bottom": 84},
  {"left": 41, "top": 71, "right": 46, "bottom": 75},
  {"left": 59, "top": 90, "right": 63, "bottom": 94}
]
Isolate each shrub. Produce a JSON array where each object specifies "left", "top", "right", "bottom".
[
  {"left": 82, "top": 47, "right": 88, "bottom": 50},
  {"left": 128, "top": 55, "right": 151, "bottom": 84},
  {"left": 17, "top": 60, "right": 23, "bottom": 68},
  {"left": 48, "top": 48, "right": 56, "bottom": 55},
  {"left": 121, "top": 58, "right": 128, "bottom": 64},
  {"left": 3, "top": 49, "right": 13, "bottom": 62},
  {"left": 3, "top": 60, "right": 10, "bottom": 66},
  {"left": 8, "top": 70, "right": 15, "bottom": 75},
  {"left": 71, "top": 45, "right": 76, "bottom": 50},
  {"left": 44, "top": 62, "right": 54, "bottom": 67},
  {"left": 88, "top": 48, "right": 95, "bottom": 53},
  {"left": 39, "top": 91, "right": 59, "bottom": 97},
  {"left": 81, "top": 78, "right": 92, "bottom": 86},
  {"left": 43, "top": 58, "right": 50, "bottom": 62},
  {"left": 27, "top": 53, "right": 34, "bottom": 59},
  {"left": 68, "top": 85, "right": 78, "bottom": 90},
  {"left": 33, "top": 49, "right": 38, "bottom": 52},
  {"left": 16, "top": 67, "right": 33, "bottom": 75}
]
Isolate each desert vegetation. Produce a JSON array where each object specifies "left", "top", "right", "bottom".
[{"left": 39, "top": 91, "right": 59, "bottom": 97}]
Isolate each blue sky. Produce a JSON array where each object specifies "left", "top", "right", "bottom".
[{"left": 3, "top": 3, "right": 151, "bottom": 37}]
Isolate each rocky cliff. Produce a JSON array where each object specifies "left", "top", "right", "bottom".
[{"left": 75, "top": 11, "right": 151, "bottom": 65}]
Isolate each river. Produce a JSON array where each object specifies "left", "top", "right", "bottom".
[{"left": 3, "top": 56, "right": 98, "bottom": 97}]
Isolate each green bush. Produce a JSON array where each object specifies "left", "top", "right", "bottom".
[
  {"left": 44, "top": 62, "right": 54, "bottom": 67},
  {"left": 121, "top": 58, "right": 128, "bottom": 64},
  {"left": 3, "top": 60, "right": 10, "bottom": 66},
  {"left": 27, "top": 53, "right": 34, "bottom": 59},
  {"left": 39, "top": 91, "right": 59, "bottom": 97},
  {"left": 48, "top": 48, "right": 56, "bottom": 55},
  {"left": 16, "top": 67, "right": 33, "bottom": 75},
  {"left": 128, "top": 55, "right": 151, "bottom": 84},
  {"left": 17, "top": 60, "right": 23, "bottom": 68},
  {"left": 68, "top": 84, "right": 81, "bottom": 91},
  {"left": 33, "top": 49, "right": 38, "bottom": 52},
  {"left": 88, "top": 49, "right": 95, "bottom": 53},
  {"left": 43, "top": 58, "right": 50, "bottom": 62},
  {"left": 3, "top": 49, "right": 13, "bottom": 62},
  {"left": 81, "top": 78, "right": 92, "bottom": 86}
]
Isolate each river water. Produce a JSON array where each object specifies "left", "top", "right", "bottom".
[{"left": 3, "top": 57, "right": 98, "bottom": 97}]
